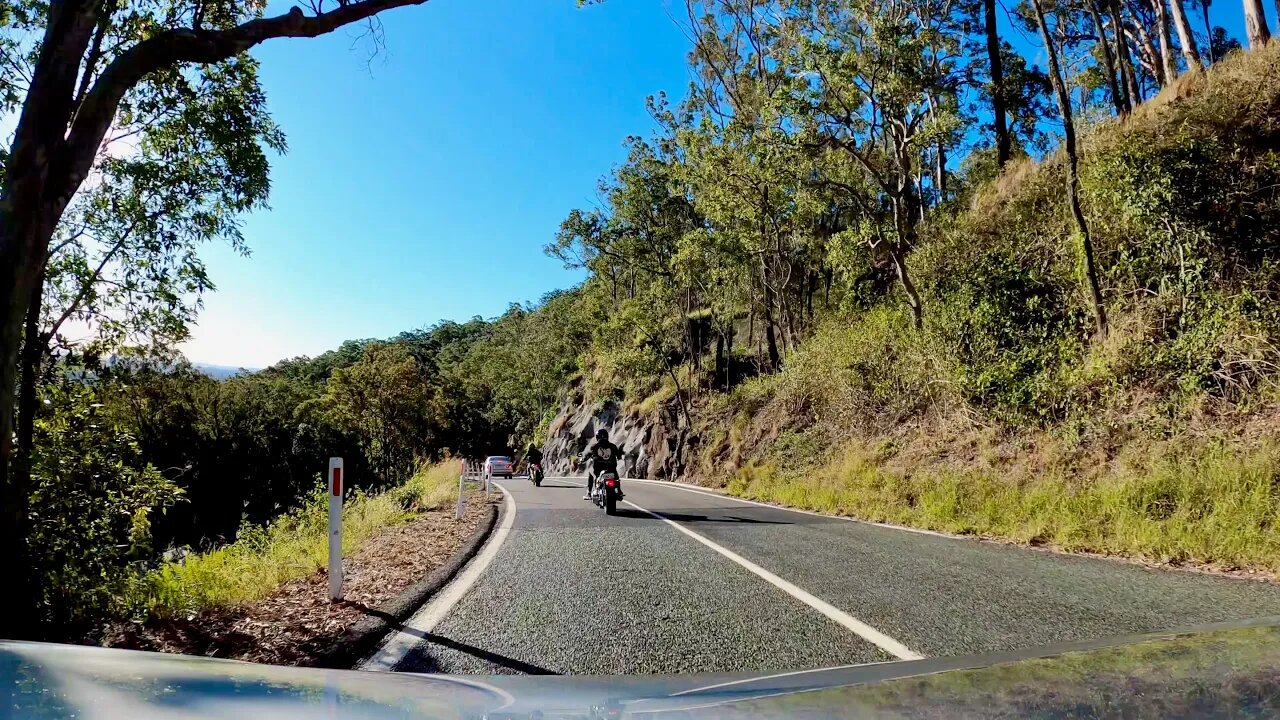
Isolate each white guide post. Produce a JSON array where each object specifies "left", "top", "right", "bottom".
[
  {"left": 456, "top": 459, "right": 467, "bottom": 520},
  {"left": 328, "top": 457, "right": 344, "bottom": 601}
]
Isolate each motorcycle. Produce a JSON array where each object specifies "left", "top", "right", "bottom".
[
  {"left": 591, "top": 470, "right": 622, "bottom": 515},
  {"left": 528, "top": 462, "right": 544, "bottom": 487}
]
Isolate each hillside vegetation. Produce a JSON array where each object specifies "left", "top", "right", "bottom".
[
  {"left": 554, "top": 43, "right": 1280, "bottom": 573},
  {"left": 697, "top": 46, "right": 1280, "bottom": 571}
]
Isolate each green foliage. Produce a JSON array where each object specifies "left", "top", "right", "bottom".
[
  {"left": 137, "top": 461, "right": 460, "bottom": 617},
  {"left": 928, "top": 249, "right": 1086, "bottom": 418},
  {"left": 326, "top": 342, "right": 435, "bottom": 486},
  {"left": 30, "top": 377, "right": 181, "bottom": 629}
]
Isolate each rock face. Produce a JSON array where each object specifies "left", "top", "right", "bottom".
[{"left": 542, "top": 379, "right": 689, "bottom": 480}]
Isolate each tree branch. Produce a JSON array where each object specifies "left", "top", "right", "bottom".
[{"left": 60, "top": 0, "right": 434, "bottom": 203}]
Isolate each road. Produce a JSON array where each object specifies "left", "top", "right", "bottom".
[{"left": 366, "top": 475, "right": 1280, "bottom": 675}]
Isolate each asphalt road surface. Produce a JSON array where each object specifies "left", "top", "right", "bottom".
[{"left": 370, "top": 476, "right": 1280, "bottom": 675}]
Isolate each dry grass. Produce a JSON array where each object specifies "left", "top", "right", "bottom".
[
  {"left": 134, "top": 461, "right": 461, "bottom": 617},
  {"left": 727, "top": 414, "right": 1280, "bottom": 573}
]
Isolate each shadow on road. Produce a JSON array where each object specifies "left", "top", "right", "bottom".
[
  {"left": 612, "top": 508, "right": 792, "bottom": 525},
  {"left": 357, "top": 605, "right": 560, "bottom": 674}
]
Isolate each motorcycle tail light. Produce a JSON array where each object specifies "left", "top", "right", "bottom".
[{"left": 605, "top": 478, "right": 617, "bottom": 488}]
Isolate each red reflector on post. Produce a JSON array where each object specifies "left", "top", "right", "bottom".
[{"left": 332, "top": 467, "right": 342, "bottom": 496}]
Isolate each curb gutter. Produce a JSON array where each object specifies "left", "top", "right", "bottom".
[{"left": 311, "top": 500, "right": 500, "bottom": 669}]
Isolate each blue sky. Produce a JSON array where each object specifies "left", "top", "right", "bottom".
[
  {"left": 180, "top": 0, "right": 1269, "bottom": 368},
  {"left": 183, "top": 0, "right": 694, "bottom": 367}
]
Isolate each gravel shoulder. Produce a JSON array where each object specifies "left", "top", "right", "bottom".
[{"left": 102, "top": 493, "right": 492, "bottom": 666}]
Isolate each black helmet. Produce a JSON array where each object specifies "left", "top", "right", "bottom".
[{"left": 596, "top": 428, "right": 609, "bottom": 441}]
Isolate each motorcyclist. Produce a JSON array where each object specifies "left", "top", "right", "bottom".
[
  {"left": 581, "top": 428, "right": 623, "bottom": 501},
  {"left": 526, "top": 444, "right": 543, "bottom": 478}
]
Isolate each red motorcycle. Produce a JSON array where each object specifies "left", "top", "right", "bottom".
[{"left": 528, "top": 462, "right": 544, "bottom": 487}]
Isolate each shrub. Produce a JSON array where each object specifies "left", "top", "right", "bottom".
[{"left": 30, "top": 380, "right": 181, "bottom": 631}]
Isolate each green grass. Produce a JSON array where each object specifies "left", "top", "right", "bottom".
[
  {"left": 134, "top": 461, "right": 461, "bottom": 617},
  {"left": 728, "top": 441, "right": 1280, "bottom": 572}
]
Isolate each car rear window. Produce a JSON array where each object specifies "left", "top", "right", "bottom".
[{"left": 487, "top": 456, "right": 511, "bottom": 463}]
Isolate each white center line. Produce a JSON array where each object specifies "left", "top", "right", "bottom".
[{"left": 619, "top": 493, "right": 924, "bottom": 661}]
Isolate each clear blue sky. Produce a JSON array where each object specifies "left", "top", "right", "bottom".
[
  {"left": 181, "top": 0, "right": 1269, "bottom": 369},
  {"left": 183, "top": 0, "right": 694, "bottom": 368}
]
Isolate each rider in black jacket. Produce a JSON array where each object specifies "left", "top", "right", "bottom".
[{"left": 581, "top": 428, "right": 622, "bottom": 500}]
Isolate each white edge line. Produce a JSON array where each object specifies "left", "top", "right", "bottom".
[
  {"left": 621, "top": 477, "right": 960, "bottom": 540},
  {"left": 359, "top": 482, "right": 517, "bottom": 672},
  {"left": 619, "top": 495, "right": 924, "bottom": 661}
]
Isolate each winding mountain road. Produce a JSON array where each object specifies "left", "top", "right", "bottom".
[{"left": 363, "top": 475, "right": 1280, "bottom": 675}]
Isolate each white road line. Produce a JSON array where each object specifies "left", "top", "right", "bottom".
[
  {"left": 623, "top": 477, "right": 960, "bottom": 540},
  {"left": 618, "top": 494, "right": 923, "bottom": 661},
  {"left": 359, "top": 482, "right": 517, "bottom": 671}
]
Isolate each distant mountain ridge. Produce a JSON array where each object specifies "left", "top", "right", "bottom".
[{"left": 194, "top": 363, "right": 257, "bottom": 380}]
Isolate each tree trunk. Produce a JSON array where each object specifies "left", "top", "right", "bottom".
[
  {"left": 984, "top": 0, "right": 1011, "bottom": 167},
  {"left": 1167, "top": 0, "right": 1203, "bottom": 70},
  {"left": 714, "top": 331, "right": 725, "bottom": 390},
  {"left": 891, "top": 136, "right": 926, "bottom": 330},
  {"left": 806, "top": 269, "right": 815, "bottom": 320},
  {"left": 1112, "top": 0, "right": 1145, "bottom": 103},
  {"left": 17, "top": 272, "right": 45, "bottom": 472},
  {"left": 1034, "top": 0, "right": 1108, "bottom": 337},
  {"left": 1153, "top": 0, "right": 1180, "bottom": 82},
  {"left": 1243, "top": 0, "right": 1271, "bottom": 46},
  {"left": 724, "top": 324, "right": 734, "bottom": 391},
  {"left": 663, "top": 360, "right": 693, "bottom": 429},
  {"left": 1090, "top": 0, "right": 1129, "bottom": 113},
  {"left": 760, "top": 268, "right": 781, "bottom": 370},
  {"left": 889, "top": 247, "right": 924, "bottom": 330},
  {"left": 0, "top": 209, "right": 51, "bottom": 640},
  {"left": 1201, "top": 1, "right": 1215, "bottom": 63},
  {"left": 1125, "top": 0, "right": 1167, "bottom": 86}
]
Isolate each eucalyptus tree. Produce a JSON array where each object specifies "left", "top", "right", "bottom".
[{"left": 781, "top": 0, "right": 969, "bottom": 328}]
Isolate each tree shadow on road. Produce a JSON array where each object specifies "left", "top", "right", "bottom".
[
  {"left": 612, "top": 509, "right": 792, "bottom": 525},
  {"left": 372, "top": 616, "right": 560, "bottom": 675}
]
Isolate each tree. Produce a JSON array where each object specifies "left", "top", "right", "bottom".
[
  {"left": 1031, "top": 0, "right": 1108, "bottom": 336},
  {"left": 1109, "top": 0, "right": 1143, "bottom": 103},
  {"left": 325, "top": 343, "right": 433, "bottom": 486},
  {"left": 0, "top": 0, "right": 467, "bottom": 638},
  {"left": 982, "top": 0, "right": 1012, "bottom": 166},
  {"left": 681, "top": 0, "right": 802, "bottom": 366},
  {"left": 1166, "top": 0, "right": 1203, "bottom": 70},
  {"left": 1087, "top": 0, "right": 1129, "bottom": 114},
  {"left": 1153, "top": 0, "right": 1180, "bottom": 82},
  {"left": 784, "top": 0, "right": 968, "bottom": 329},
  {"left": 1242, "top": 0, "right": 1271, "bottom": 46}
]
